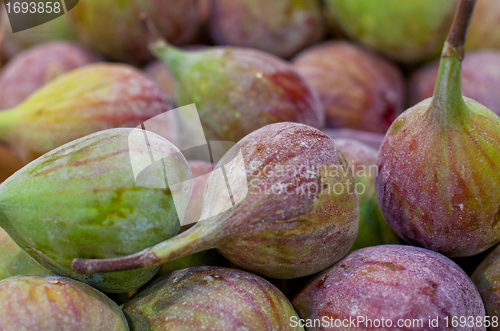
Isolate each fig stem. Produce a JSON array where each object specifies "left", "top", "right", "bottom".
[{"left": 445, "top": 0, "right": 476, "bottom": 52}]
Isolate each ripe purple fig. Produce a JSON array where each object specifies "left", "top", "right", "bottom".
[
  {"left": 0, "top": 42, "right": 100, "bottom": 110},
  {"left": 293, "top": 245, "right": 485, "bottom": 331},
  {"left": 293, "top": 42, "right": 404, "bottom": 133},
  {"left": 466, "top": 0, "right": 500, "bottom": 51},
  {"left": 410, "top": 50, "right": 500, "bottom": 116},
  {"left": 73, "top": 122, "right": 359, "bottom": 279},
  {"left": 376, "top": 0, "right": 500, "bottom": 256},
  {"left": 209, "top": 0, "right": 325, "bottom": 59}
]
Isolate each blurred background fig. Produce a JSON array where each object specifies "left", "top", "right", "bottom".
[
  {"left": 323, "top": 128, "right": 385, "bottom": 150},
  {"left": 0, "top": 42, "right": 100, "bottom": 110},
  {"left": 293, "top": 245, "right": 485, "bottom": 331},
  {"left": 123, "top": 267, "right": 303, "bottom": 331},
  {"left": 293, "top": 41, "right": 404, "bottom": 133},
  {"left": 209, "top": 0, "right": 325, "bottom": 59},
  {"left": 0, "top": 128, "right": 193, "bottom": 292},
  {"left": 0, "top": 275, "right": 129, "bottom": 331},
  {"left": 73, "top": 123, "right": 359, "bottom": 279},
  {"left": 0, "top": 144, "right": 23, "bottom": 182},
  {"left": 143, "top": 60, "right": 176, "bottom": 103},
  {"left": 324, "top": 0, "right": 458, "bottom": 63},
  {"left": 466, "top": 0, "right": 500, "bottom": 51},
  {"left": 67, "top": 0, "right": 201, "bottom": 63},
  {"left": 410, "top": 50, "right": 500, "bottom": 115}
]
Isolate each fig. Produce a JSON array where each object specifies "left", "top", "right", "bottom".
[
  {"left": 123, "top": 266, "right": 303, "bottom": 331},
  {"left": 323, "top": 129, "right": 385, "bottom": 150},
  {"left": 67, "top": 0, "right": 200, "bottom": 63},
  {"left": 0, "top": 275, "right": 129, "bottom": 331},
  {"left": 0, "top": 63, "right": 174, "bottom": 162},
  {"left": 410, "top": 50, "right": 500, "bottom": 115},
  {"left": 73, "top": 122, "right": 359, "bottom": 279},
  {"left": 0, "top": 144, "right": 23, "bottom": 182},
  {"left": 293, "top": 41, "right": 404, "bottom": 132},
  {"left": 209, "top": 0, "right": 325, "bottom": 59},
  {"left": 142, "top": 21, "right": 324, "bottom": 142},
  {"left": 0, "top": 42, "right": 100, "bottom": 110},
  {"left": 143, "top": 60, "right": 176, "bottom": 102},
  {"left": 0, "top": 128, "right": 193, "bottom": 292},
  {"left": 466, "top": 0, "right": 500, "bottom": 51},
  {"left": 333, "top": 138, "right": 401, "bottom": 251},
  {"left": 324, "top": 0, "right": 458, "bottom": 63},
  {"left": 376, "top": 0, "right": 500, "bottom": 257},
  {"left": 293, "top": 245, "right": 485, "bottom": 331}
]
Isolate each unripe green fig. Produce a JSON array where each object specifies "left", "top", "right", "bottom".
[
  {"left": 376, "top": 0, "right": 500, "bottom": 256},
  {"left": 73, "top": 122, "right": 359, "bottom": 279},
  {"left": 0, "top": 275, "right": 129, "bottom": 331},
  {"left": 0, "top": 128, "right": 192, "bottom": 292},
  {"left": 324, "top": 0, "right": 458, "bottom": 63},
  {"left": 123, "top": 267, "right": 303, "bottom": 331},
  {"left": 0, "top": 63, "right": 174, "bottom": 162},
  {"left": 466, "top": 0, "right": 500, "bottom": 51}
]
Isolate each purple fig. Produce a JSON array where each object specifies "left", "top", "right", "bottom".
[
  {"left": 466, "top": 0, "right": 500, "bottom": 51},
  {"left": 67, "top": 0, "right": 201, "bottom": 63},
  {"left": 410, "top": 50, "right": 500, "bottom": 116},
  {"left": 323, "top": 128, "right": 385, "bottom": 150},
  {"left": 376, "top": 0, "right": 500, "bottom": 256},
  {"left": 0, "top": 42, "right": 100, "bottom": 110},
  {"left": 0, "top": 63, "right": 174, "bottom": 162},
  {"left": 293, "top": 42, "right": 404, "bottom": 133},
  {"left": 143, "top": 60, "right": 176, "bottom": 102},
  {"left": 123, "top": 267, "right": 303, "bottom": 331},
  {"left": 293, "top": 245, "right": 485, "bottom": 331},
  {"left": 209, "top": 0, "right": 325, "bottom": 59},
  {"left": 0, "top": 275, "right": 129, "bottom": 330},
  {"left": 73, "top": 122, "right": 359, "bottom": 279}
]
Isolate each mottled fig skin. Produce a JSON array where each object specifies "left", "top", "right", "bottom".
[
  {"left": 0, "top": 144, "right": 23, "bottom": 182},
  {"left": 293, "top": 42, "right": 404, "bottom": 132},
  {"left": 0, "top": 129, "right": 192, "bottom": 292},
  {"left": 293, "top": 245, "right": 486, "bottom": 331},
  {"left": 209, "top": 0, "right": 325, "bottom": 59},
  {"left": 0, "top": 42, "right": 100, "bottom": 110},
  {"left": 466, "top": 0, "right": 500, "bottom": 51},
  {"left": 73, "top": 123, "right": 359, "bottom": 279},
  {"left": 151, "top": 40, "right": 325, "bottom": 143},
  {"left": 0, "top": 227, "right": 52, "bottom": 280},
  {"left": 323, "top": 129, "right": 385, "bottom": 150},
  {"left": 333, "top": 138, "right": 401, "bottom": 251},
  {"left": 143, "top": 61, "right": 176, "bottom": 102},
  {"left": 67, "top": 0, "right": 200, "bottom": 63},
  {"left": 0, "top": 63, "right": 174, "bottom": 162},
  {"left": 410, "top": 51, "right": 500, "bottom": 115},
  {"left": 123, "top": 267, "right": 303, "bottom": 331},
  {"left": 324, "top": 0, "right": 458, "bottom": 63},
  {"left": 0, "top": 275, "right": 129, "bottom": 331}
]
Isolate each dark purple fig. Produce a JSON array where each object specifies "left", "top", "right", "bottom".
[
  {"left": 0, "top": 42, "right": 100, "bottom": 110},
  {"left": 466, "top": 0, "right": 500, "bottom": 51},
  {"left": 293, "top": 41, "right": 404, "bottom": 133},
  {"left": 376, "top": 0, "right": 500, "bottom": 256},
  {"left": 293, "top": 245, "right": 485, "bottom": 331},
  {"left": 73, "top": 122, "right": 359, "bottom": 279},
  {"left": 323, "top": 128, "right": 385, "bottom": 150}
]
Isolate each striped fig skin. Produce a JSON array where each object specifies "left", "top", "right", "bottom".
[
  {"left": 123, "top": 267, "right": 303, "bottom": 331},
  {"left": 0, "top": 129, "right": 192, "bottom": 292},
  {"left": 376, "top": 98, "right": 500, "bottom": 256},
  {"left": 0, "top": 275, "right": 129, "bottom": 331},
  {"left": 293, "top": 245, "right": 485, "bottom": 331}
]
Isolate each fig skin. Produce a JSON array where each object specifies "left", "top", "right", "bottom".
[
  {"left": 323, "top": 129, "right": 385, "bottom": 150},
  {"left": 333, "top": 138, "right": 401, "bottom": 251},
  {"left": 466, "top": 0, "right": 500, "bottom": 51},
  {"left": 0, "top": 42, "right": 100, "bottom": 110},
  {"left": 67, "top": 0, "right": 201, "bottom": 63},
  {"left": 293, "top": 41, "right": 404, "bottom": 132},
  {"left": 0, "top": 63, "right": 174, "bottom": 162},
  {"left": 209, "top": 0, "right": 325, "bottom": 59},
  {"left": 410, "top": 51, "right": 500, "bottom": 115},
  {"left": 293, "top": 245, "right": 486, "bottom": 331},
  {"left": 324, "top": 0, "right": 458, "bottom": 63},
  {"left": 143, "top": 61, "right": 176, "bottom": 102},
  {"left": 0, "top": 128, "right": 192, "bottom": 293},
  {"left": 123, "top": 266, "right": 303, "bottom": 331},
  {"left": 0, "top": 275, "right": 129, "bottom": 331}
]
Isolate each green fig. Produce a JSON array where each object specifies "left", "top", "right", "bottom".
[
  {"left": 466, "top": 0, "right": 500, "bottom": 51},
  {"left": 123, "top": 267, "right": 303, "bottom": 331},
  {"left": 0, "top": 63, "right": 174, "bottom": 162},
  {"left": 324, "top": 0, "right": 458, "bottom": 63},
  {"left": 376, "top": 0, "right": 500, "bottom": 256},
  {"left": 73, "top": 122, "right": 359, "bottom": 279},
  {"left": 0, "top": 275, "right": 129, "bottom": 331},
  {"left": 0, "top": 128, "right": 192, "bottom": 292}
]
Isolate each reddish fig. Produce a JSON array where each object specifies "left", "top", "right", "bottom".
[
  {"left": 73, "top": 123, "right": 359, "bottom": 279},
  {"left": 323, "top": 128, "right": 385, "bottom": 150},
  {"left": 0, "top": 42, "right": 100, "bottom": 110},
  {"left": 143, "top": 60, "right": 176, "bottom": 101},
  {"left": 466, "top": 0, "right": 500, "bottom": 51},
  {"left": 293, "top": 41, "right": 404, "bottom": 132},
  {"left": 293, "top": 245, "right": 485, "bottom": 331},
  {"left": 376, "top": 0, "right": 500, "bottom": 256}
]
